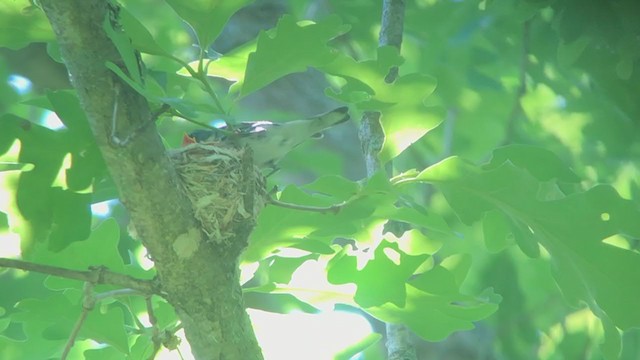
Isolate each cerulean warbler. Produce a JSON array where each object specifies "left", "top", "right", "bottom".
[{"left": 183, "top": 107, "right": 350, "bottom": 169}]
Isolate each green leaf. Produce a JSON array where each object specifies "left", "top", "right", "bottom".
[
  {"left": 384, "top": 205, "right": 452, "bottom": 242},
  {"left": 327, "top": 240, "right": 428, "bottom": 307},
  {"left": 164, "top": 0, "right": 251, "bottom": 48},
  {"left": 600, "top": 315, "right": 622, "bottom": 360},
  {"left": 18, "top": 91, "right": 105, "bottom": 194},
  {"left": 120, "top": 7, "right": 171, "bottom": 57},
  {"left": 557, "top": 36, "right": 591, "bottom": 67},
  {"left": 0, "top": 307, "right": 9, "bottom": 332},
  {"left": 46, "top": 91, "right": 105, "bottom": 191},
  {"left": 242, "top": 15, "right": 350, "bottom": 96},
  {"left": 0, "top": 113, "right": 96, "bottom": 252},
  {"left": 11, "top": 293, "right": 128, "bottom": 355},
  {"left": 82, "top": 306, "right": 128, "bottom": 353},
  {"left": 203, "top": 39, "right": 256, "bottom": 88},
  {"left": 105, "top": 60, "right": 146, "bottom": 95},
  {"left": 45, "top": 91, "right": 91, "bottom": 142},
  {"left": 392, "top": 229, "right": 441, "bottom": 260},
  {"left": 0, "top": 212, "right": 7, "bottom": 233},
  {"left": 366, "top": 260, "right": 500, "bottom": 341},
  {"left": 303, "top": 175, "right": 360, "bottom": 200},
  {"left": 486, "top": 144, "right": 580, "bottom": 183},
  {"left": 0, "top": 162, "right": 33, "bottom": 172},
  {"left": 287, "top": 239, "right": 335, "bottom": 255},
  {"left": 411, "top": 153, "right": 640, "bottom": 341},
  {"left": 151, "top": 298, "right": 179, "bottom": 329},
  {"left": 48, "top": 188, "right": 91, "bottom": 251},
  {"left": 334, "top": 333, "right": 382, "bottom": 360},
  {"left": 378, "top": 104, "right": 443, "bottom": 165},
  {"left": 322, "top": 46, "right": 438, "bottom": 107},
  {"left": 322, "top": 46, "right": 404, "bottom": 108},
  {"left": 479, "top": 252, "right": 539, "bottom": 358},
  {"left": 243, "top": 174, "right": 398, "bottom": 261},
  {"left": 511, "top": 220, "right": 540, "bottom": 258},
  {"left": 3, "top": 294, "right": 72, "bottom": 359},
  {"left": 129, "top": 333, "right": 155, "bottom": 359},
  {"left": 269, "top": 255, "right": 316, "bottom": 284},
  {"left": 244, "top": 292, "right": 319, "bottom": 314},
  {"left": 84, "top": 346, "right": 129, "bottom": 360},
  {"left": 243, "top": 185, "right": 356, "bottom": 262},
  {"left": 483, "top": 210, "right": 513, "bottom": 253},
  {"left": 34, "top": 219, "right": 127, "bottom": 287},
  {"left": 0, "top": 1, "right": 54, "bottom": 49},
  {"left": 103, "top": 16, "right": 142, "bottom": 85},
  {"left": 322, "top": 47, "right": 441, "bottom": 163}
]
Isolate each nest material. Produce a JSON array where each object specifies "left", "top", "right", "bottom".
[{"left": 170, "top": 143, "right": 266, "bottom": 246}]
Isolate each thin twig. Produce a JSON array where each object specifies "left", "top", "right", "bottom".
[
  {"left": 111, "top": 101, "right": 172, "bottom": 147},
  {"left": 60, "top": 307, "right": 90, "bottom": 359},
  {"left": 61, "top": 281, "right": 97, "bottom": 360},
  {"left": 146, "top": 295, "right": 163, "bottom": 360},
  {"left": 173, "top": 55, "right": 226, "bottom": 114},
  {"left": 168, "top": 108, "right": 232, "bottom": 134},
  {"left": 0, "top": 257, "right": 158, "bottom": 294},
  {"left": 267, "top": 197, "right": 345, "bottom": 214},
  {"left": 95, "top": 288, "right": 143, "bottom": 300},
  {"left": 109, "top": 82, "right": 121, "bottom": 144}
]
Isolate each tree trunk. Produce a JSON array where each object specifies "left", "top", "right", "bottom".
[{"left": 38, "top": 1, "right": 264, "bottom": 358}]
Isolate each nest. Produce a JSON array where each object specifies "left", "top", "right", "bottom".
[{"left": 170, "top": 143, "right": 266, "bottom": 247}]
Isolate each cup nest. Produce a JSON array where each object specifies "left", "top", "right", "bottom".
[{"left": 170, "top": 143, "right": 266, "bottom": 245}]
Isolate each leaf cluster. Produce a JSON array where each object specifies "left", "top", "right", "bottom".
[{"left": 1, "top": 0, "right": 639, "bottom": 359}]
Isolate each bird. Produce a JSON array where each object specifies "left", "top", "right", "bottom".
[{"left": 183, "top": 106, "right": 350, "bottom": 169}]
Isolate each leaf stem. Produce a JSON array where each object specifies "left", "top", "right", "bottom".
[
  {"left": 267, "top": 197, "right": 345, "bottom": 214},
  {"left": 172, "top": 55, "right": 226, "bottom": 114}
]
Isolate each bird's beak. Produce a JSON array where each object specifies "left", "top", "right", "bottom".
[{"left": 182, "top": 133, "right": 197, "bottom": 146}]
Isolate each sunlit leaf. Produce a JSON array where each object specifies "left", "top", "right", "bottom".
[
  {"left": 322, "top": 47, "right": 441, "bottom": 163},
  {"left": 242, "top": 15, "right": 350, "bottom": 96},
  {"left": 328, "top": 240, "right": 428, "bottom": 307},
  {"left": 244, "top": 292, "right": 319, "bottom": 314},
  {"left": 334, "top": 333, "right": 382, "bottom": 360},
  {"left": 163, "top": 0, "right": 251, "bottom": 48}
]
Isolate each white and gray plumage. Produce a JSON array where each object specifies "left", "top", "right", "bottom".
[{"left": 184, "top": 107, "right": 350, "bottom": 169}]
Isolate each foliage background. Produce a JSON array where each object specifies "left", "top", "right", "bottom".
[{"left": 1, "top": 0, "right": 640, "bottom": 359}]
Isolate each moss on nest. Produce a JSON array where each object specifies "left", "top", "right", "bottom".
[{"left": 170, "top": 143, "right": 266, "bottom": 248}]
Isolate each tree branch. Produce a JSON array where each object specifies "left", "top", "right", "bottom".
[
  {"left": 359, "top": 1, "right": 417, "bottom": 359},
  {"left": 359, "top": 0, "right": 406, "bottom": 176},
  {"left": 0, "top": 257, "right": 157, "bottom": 294},
  {"left": 380, "top": 0, "right": 405, "bottom": 82}
]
